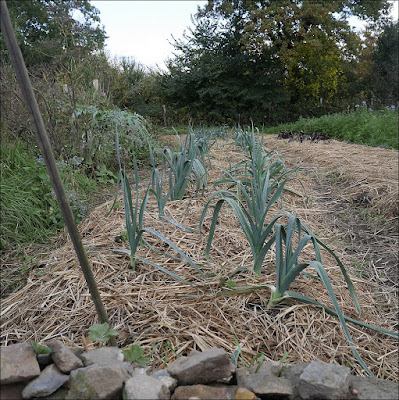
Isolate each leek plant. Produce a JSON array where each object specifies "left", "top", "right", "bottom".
[
  {"left": 201, "top": 131, "right": 295, "bottom": 273},
  {"left": 234, "top": 126, "right": 255, "bottom": 152},
  {"left": 219, "top": 215, "right": 398, "bottom": 375},
  {"left": 201, "top": 130, "right": 398, "bottom": 375},
  {"left": 106, "top": 128, "right": 207, "bottom": 286},
  {"left": 164, "top": 132, "right": 208, "bottom": 200}
]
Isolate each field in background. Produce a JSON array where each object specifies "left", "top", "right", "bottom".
[{"left": 262, "top": 105, "right": 399, "bottom": 150}]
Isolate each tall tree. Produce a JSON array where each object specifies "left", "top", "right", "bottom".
[
  {"left": 162, "top": 16, "right": 286, "bottom": 124},
  {"left": 197, "top": 0, "right": 392, "bottom": 112},
  {"left": 1, "top": 0, "right": 106, "bottom": 66},
  {"left": 370, "top": 21, "right": 398, "bottom": 106}
]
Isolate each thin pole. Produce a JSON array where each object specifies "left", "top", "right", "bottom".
[{"left": 0, "top": 1, "right": 116, "bottom": 346}]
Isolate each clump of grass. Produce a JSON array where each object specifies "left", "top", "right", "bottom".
[
  {"left": 0, "top": 137, "right": 97, "bottom": 249},
  {"left": 263, "top": 104, "right": 398, "bottom": 149}
]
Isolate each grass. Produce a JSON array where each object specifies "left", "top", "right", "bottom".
[
  {"left": 0, "top": 137, "right": 98, "bottom": 250},
  {"left": 262, "top": 104, "right": 399, "bottom": 149}
]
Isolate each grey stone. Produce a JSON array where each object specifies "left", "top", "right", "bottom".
[
  {"left": 22, "top": 364, "right": 68, "bottom": 399},
  {"left": 66, "top": 363, "right": 131, "bottom": 399},
  {"left": 81, "top": 346, "right": 124, "bottom": 366},
  {"left": 236, "top": 362, "right": 293, "bottom": 398},
  {"left": 124, "top": 374, "right": 170, "bottom": 400},
  {"left": 32, "top": 387, "right": 69, "bottom": 400},
  {"left": 278, "top": 362, "right": 309, "bottom": 400},
  {"left": 349, "top": 375, "right": 399, "bottom": 400},
  {"left": 69, "top": 346, "right": 85, "bottom": 359},
  {"left": 156, "top": 376, "right": 178, "bottom": 392},
  {"left": 167, "top": 347, "right": 235, "bottom": 385},
  {"left": 1, "top": 343, "right": 41, "bottom": 384},
  {"left": 152, "top": 369, "right": 178, "bottom": 391},
  {"left": 153, "top": 369, "right": 171, "bottom": 378},
  {"left": 298, "top": 360, "right": 351, "bottom": 400},
  {"left": 48, "top": 340, "right": 83, "bottom": 373}
]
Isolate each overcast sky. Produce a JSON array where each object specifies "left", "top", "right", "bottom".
[{"left": 92, "top": 0, "right": 399, "bottom": 70}]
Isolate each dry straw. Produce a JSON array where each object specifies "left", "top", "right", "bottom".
[{"left": 1, "top": 137, "right": 397, "bottom": 380}]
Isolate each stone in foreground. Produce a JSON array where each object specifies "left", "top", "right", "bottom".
[
  {"left": 21, "top": 364, "right": 68, "bottom": 399},
  {"left": 171, "top": 384, "right": 236, "bottom": 400},
  {"left": 349, "top": 375, "right": 399, "bottom": 400},
  {"left": 298, "top": 360, "right": 350, "bottom": 400},
  {"left": 48, "top": 340, "right": 83, "bottom": 373},
  {"left": 66, "top": 363, "right": 130, "bottom": 400},
  {"left": 153, "top": 369, "right": 178, "bottom": 392},
  {"left": 236, "top": 362, "right": 293, "bottom": 398},
  {"left": 167, "top": 347, "right": 235, "bottom": 385},
  {"left": 81, "top": 346, "right": 124, "bottom": 366},
  {"left": 124, "top": 374, "right": 170, "bottom": 400},
  {"left": 1, "top": 343, "right": 41, "bottom": 384}
]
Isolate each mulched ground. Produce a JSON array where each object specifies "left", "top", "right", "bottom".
[{"left": 1, "top": 134, "right": 397, "bottom": 380}]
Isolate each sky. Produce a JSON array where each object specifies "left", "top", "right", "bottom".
[
  {"left": 92, "top": 1, "right": 207, "bottom": 70},
  {"left": 92, "top": 0, "right": 399, "bottom": 71}
]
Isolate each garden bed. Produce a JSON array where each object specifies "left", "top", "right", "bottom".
[{"left": 1, "top": 135, "right": 397, "bottom": 380}]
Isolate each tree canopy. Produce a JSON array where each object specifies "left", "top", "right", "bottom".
[
  {"left": 1, "top": 0, "right": 106, "bottom": 65},
  {"left": 161, "top": 0, "right": 395, "bottom": 124}
]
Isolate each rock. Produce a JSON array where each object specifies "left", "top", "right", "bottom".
[
  {"left": 172, "top": 384, "right": 258, "bottom": 400},
  {"left": 171, "top": 384, "right": 237, "bottom": 400},
  {"left": 22, "top": 364, "right": 68, "bottom": 399},
  {"left": 33, "top": 387, "right": 69, "bottom": 400},
  {"left": 278, "top": 362, "right": 309, "bottom": 400},
  {"left": 298, "top": 360, "right": 351, "bottom": 400},
  {"left": 153, "top": 369, "right": 178, "bottom": 392},
  {"left": 233, "top": 387, "right": 259, "bottom": 400},
  {"left": 124, "top": 374, "right": 170, "bottom": 400},
  {"left": 81, "top": 346, "right": 124, "bottom": 366},
  {"left": 167, "top": 347, "right": 235, "bottom": 385},
  {"left": 349, "top": 375, "right": 399, "bottom": 400},
  {"left": 236, "top": 362, "right": 293, "bottom": 398},
  {"left": 0, "top": 383, "right": 26, "bottom": 400},
  {"left": 66, "top": 363, "right": 131, "bottom": 400},
  {"left": 49, "top": 340, "right": 83, "bottom": 373},
  {"left": 153, "top": 369, "right": 171, "bottom": 378},
  {"left": 69, "top": 347, "right": 85, "bottom": 359},
  {"left": 1, "top": 343, "right": 41, "bottom": 384}
]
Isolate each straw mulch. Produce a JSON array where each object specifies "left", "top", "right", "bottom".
[{"left": 1, "top": 136, "right": 398, "bottom": 381}]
